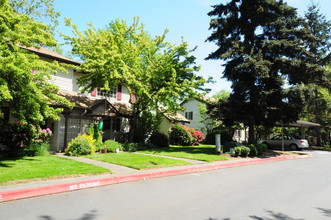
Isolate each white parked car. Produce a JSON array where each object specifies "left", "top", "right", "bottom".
[{"left": 260, "top": 135, "right": 309, "bottom": 150}]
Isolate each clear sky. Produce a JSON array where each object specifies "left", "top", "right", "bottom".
[{"left": 53, "top": 0, "right": 331, "bottom": 96}]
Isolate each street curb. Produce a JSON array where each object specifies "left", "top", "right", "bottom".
[{"left": 0, "top": 154, "right": 312, "bottom": 203}]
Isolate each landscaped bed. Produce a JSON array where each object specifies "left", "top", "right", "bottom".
[
  {"left": 0, "top": 156, "right": 110, "bottom": 186},
  {"left": 85, "top": 152, "right": 191, "bottom": 170},
  {"left": 138, "top": 144, "right": 229, "bottom": 162}
]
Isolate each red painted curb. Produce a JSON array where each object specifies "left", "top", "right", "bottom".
[{"left": 0, "top": 154, "right": 312, "bottom": 203}]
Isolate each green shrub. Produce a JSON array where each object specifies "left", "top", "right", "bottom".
[
  {"left": 223, "top": 142, "right": 243, "bottom": 153},
  {"left": 169, "top": 124, "right": 193, "bottom": 146},
  {"left": 234, "top": 146, "right": 242, "bottom": 156},
  {"left": 256, "top": 143, "right": 267, "bottom": 155},
  {"left": 65, "top": 134, "right": 96, "bottom": 156},
  {"left": 234, "top": 146, "right": 250, "bottom": 157},
  {"left": 240, "top": 146, "right": 250, "bottom": 157},
  {"left": 87, "top": 123, "right": 103, "bottom": 152},
  {"left": 103, "top": 140, "right": 122, "bottom": 153},
  {"left": 24, "top": 142, "right": 50, "bottom": 156},
  {"left": 149, "top": 132, "right": 169, "bottom": 148},
  {"left": 141, "top": 142, "right": 157, "bottom": 149},
  {"left": 248, "top": 144, "right": 258, "bottom": 157},
  {"left": 122, "top": 143, "right": 139, "bottom": 152}
]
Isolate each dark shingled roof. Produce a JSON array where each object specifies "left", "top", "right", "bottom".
[
  {"left": 54, "top": 90, "right": 132, "bottom": 117},
  {"left": 20, "top": 46, "right": 81, "bottom": 65}
]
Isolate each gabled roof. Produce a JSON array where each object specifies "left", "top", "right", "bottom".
[
  {"left": 181, "top": 96, "right": 217, "bottom": 106},
  {"left": 20, "top": 46, "right": 81, "bottom": 65},
  {"left": 163, "top": 112, "right": 190, "bottom": 123},
  {"left": 55, "top": 90, "right": 97, "bottom": 109},
  {"left": 200, "top": 96, "right": 217, "bottom": 104},
  {"left": 54, "top": 90, "right": 132, "bottom": 117}
]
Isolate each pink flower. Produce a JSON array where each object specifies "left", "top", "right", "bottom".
[{"left": 23, "top": 133, "right": 26, "bottom": 136}]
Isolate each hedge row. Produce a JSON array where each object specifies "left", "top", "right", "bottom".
[{"left": 233, "top": 143, "right": 268, "bottom": 157}]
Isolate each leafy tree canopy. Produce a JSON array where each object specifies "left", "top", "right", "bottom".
[
  {"left": 206, "top": 0, "right": 329, "bottom": 143},
  {"left": 9, "top": 0, "right": 59, "bottom": 32},
  {"left": 212, "top": 89, "right": 230, "bottom": 101},
  {"left": 0, "top": 0, "right": 72, "bottom": 126},
  {"left": 304, "top": 2, "right": 331, "bottom": 65},
  {"left": 64, "top": 18, "right": 209, "bottom": 140}
]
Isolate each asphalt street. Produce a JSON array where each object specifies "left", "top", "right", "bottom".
[{"left": 1, "top": 150, "right": 330, "bottom": 220}]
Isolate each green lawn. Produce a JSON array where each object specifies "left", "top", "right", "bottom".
[
  {"left": 85, "top": 152, "right": 191, "bottom": 170},
  {"left": 312, "top": 145, "right": 331, "bottom": 151},
  {"left": 139, "top": 144, "right": 229, "bottom": 162},
  {"left": 0, "top": 156, "right": 110, "bottom": 185}
]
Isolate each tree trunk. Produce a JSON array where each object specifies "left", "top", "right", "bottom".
[
  {"left": 316, "top": 126, "right": 321, "bottom": 146},
  {"left": 248, "top": 119, "right": 255, "bottom": 144},
  {"left": 129, "top": 110, "right": 140, "bottom": 143}
]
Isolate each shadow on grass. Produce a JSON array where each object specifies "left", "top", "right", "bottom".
[
  {"left": 257, "top": 150, "right": 286, "bottom": 159},
  {"left": 143, "top": 146, "right": 289, "bottom": 160},
  {"left": 0, "top": 157, "right": 40, "bottom": 168},
  {"left": 144, "top": 145, "right": 217, "bottom": 155}
]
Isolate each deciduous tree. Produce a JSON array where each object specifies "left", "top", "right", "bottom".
[
  {"left": 64, "top": 18, "right": 208, "bottom": 141},
  {"left": 0, "top": 0, "right": 72, "bottom": 127}
]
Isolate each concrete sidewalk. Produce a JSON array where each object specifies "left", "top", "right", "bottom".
[{"left": 0, "top": 153, "right": 312, "bottom": 203}]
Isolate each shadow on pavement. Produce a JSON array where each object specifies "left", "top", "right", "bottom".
[
  {"left": 316, "top": 207, "right": 331, "bottom": 217},
  {"left": 39, "top": 210, "right": 98, "bottom": 220},
  {"left": 249, "top": 210, "right": 304, "bottom": 220}
]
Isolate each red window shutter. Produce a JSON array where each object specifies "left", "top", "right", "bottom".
[
  {"left": 130, "top": 93, "right": 136, "bottom": 103},
  {"left": 91, "top": 88, "right": 97, "bottom": 97},
  {"left": 117, "top": 84, "right": 122, "bottom": 101}
]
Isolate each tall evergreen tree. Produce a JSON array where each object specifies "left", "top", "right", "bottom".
[
  {"left": 206, "top": 0, "right": 327, "bottom": 144},
  {"left": 304, "top": 3, "right": 331, "bottom": 65},
  {"left": 302, "top": 3, "right": 331, "bottom": 145}
]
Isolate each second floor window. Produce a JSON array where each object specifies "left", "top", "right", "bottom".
[
  {"left": 98, "top": 87, "right": 117, "bottom": 99},
  {"left": 185, "top": 111, "right": 193, "bottom": 120}
]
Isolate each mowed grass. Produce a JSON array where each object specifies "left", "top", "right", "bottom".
[
  {"left": 139, "top": 144, "right": 229, "bottom": 162},
  {"left": 0, "top": 156, "right": 110, "bottom": 185},
  {"left": 85, "top": 152, "right": 191, "bottom": 170}
]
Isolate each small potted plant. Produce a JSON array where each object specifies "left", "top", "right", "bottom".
[{"left": 100, "top": 144, "right": 107, "bottom": 153}]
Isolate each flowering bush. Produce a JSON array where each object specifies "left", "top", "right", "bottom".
[
  {"left": 169, "top": 124, "right": 193, "bottom": 146},
  {"left": 169, "top": 125, "right": 205, "bottom": 146},
  {"left": 36, "top": 128, "right": 53, "bottom": 143},
  {"left": 181, "top": 125, "right": 205, "bottom": 146},
  {"left": 0, "top": 121, "right": 53, "bottom": 158}
]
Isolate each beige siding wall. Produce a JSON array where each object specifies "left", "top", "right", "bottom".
[
  {"left": 180, "top": 98, "right": 205, "bottom": 132},
  {"left": 159, "top": 117, "right": 171, "bottom": 137},
  {"left": 73, "top": 72, "right": 83, "bottom": 93},
  {"left": 121, "top": 85, "right": 131, "bottom": 104},
  {"left": 50, "top": 67, "right": 73, "bottom": 91}
]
